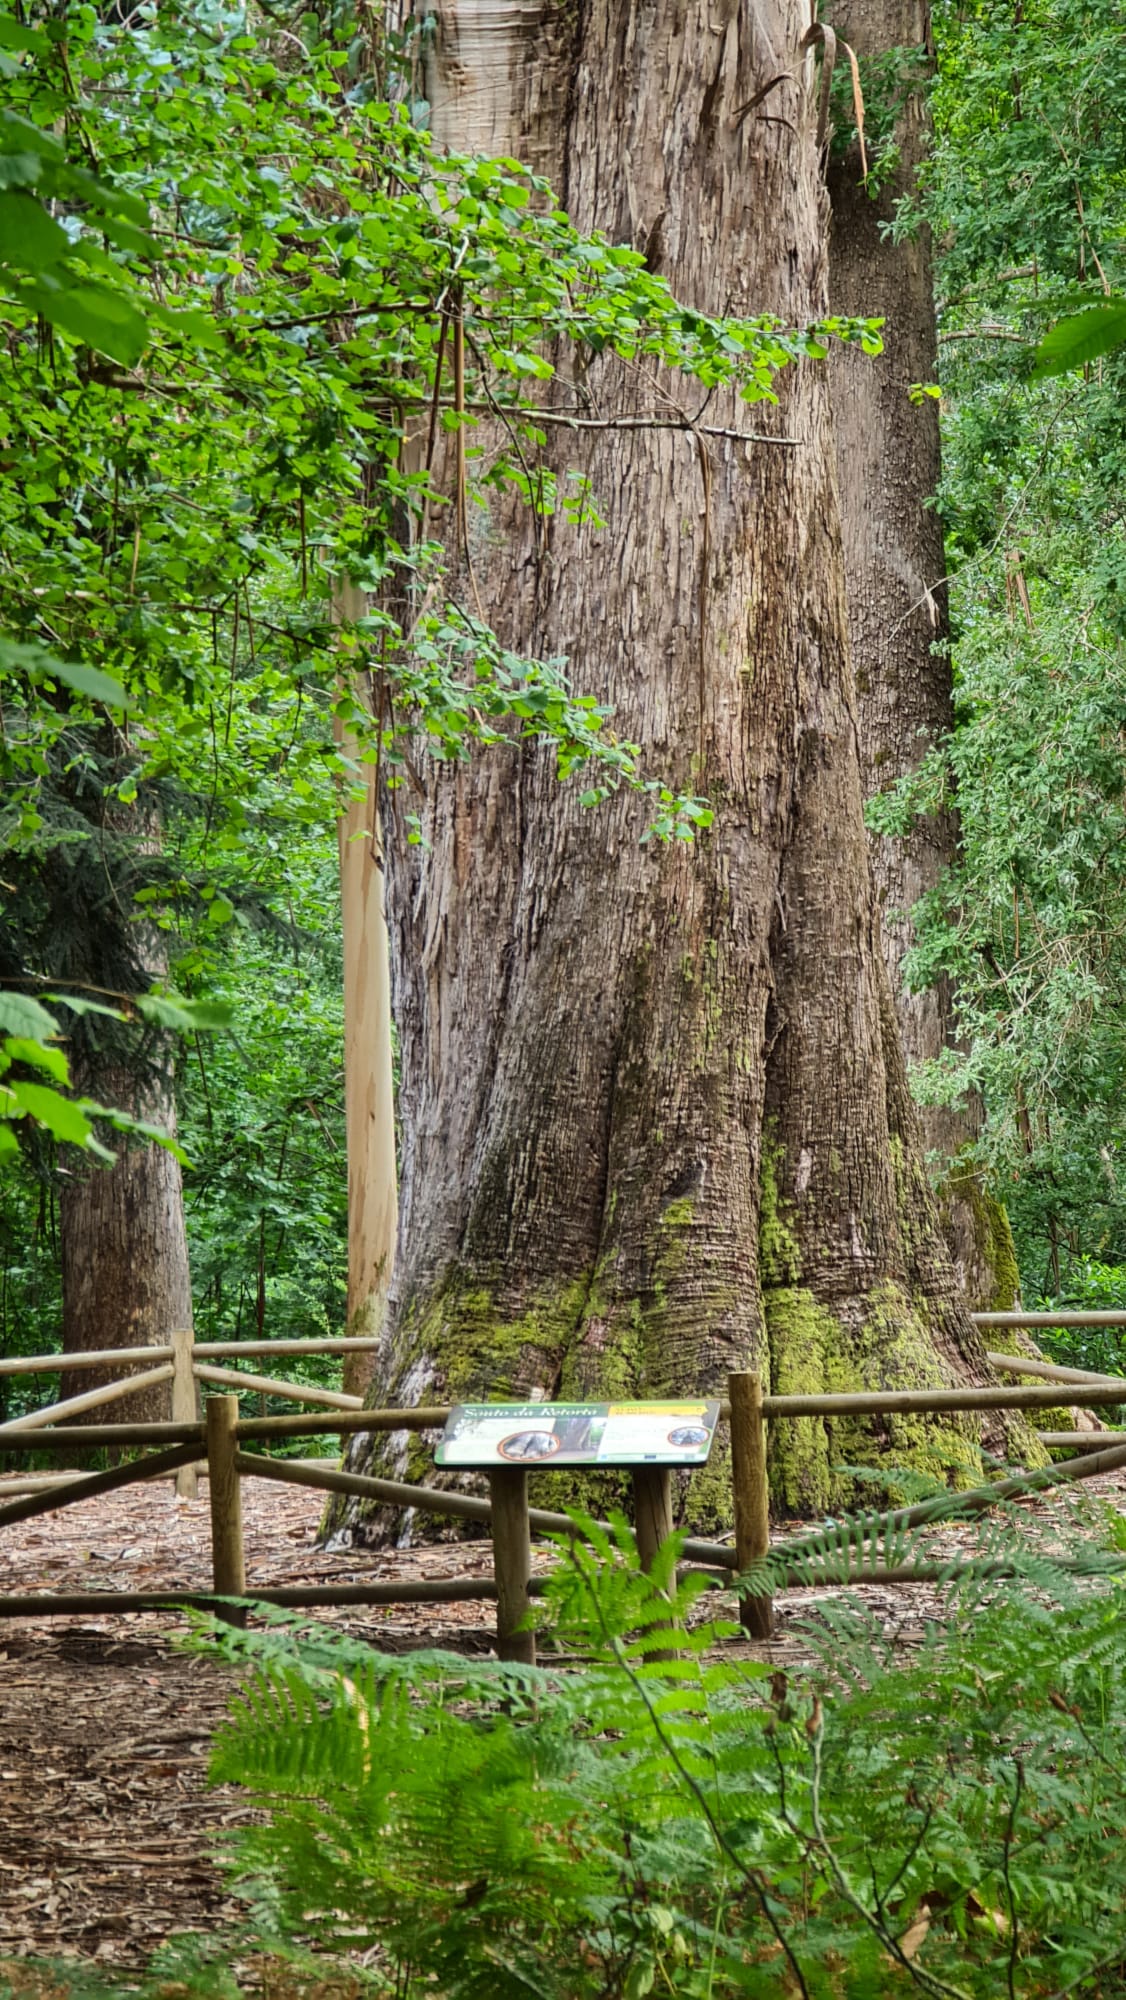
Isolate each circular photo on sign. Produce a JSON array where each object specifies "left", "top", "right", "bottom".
[
  {"left": 498, "top": 1429, "right": 560, "bottom": 1462},
  {"left": 667, "top": 1425, "right": 709, "bottom": 1448}
]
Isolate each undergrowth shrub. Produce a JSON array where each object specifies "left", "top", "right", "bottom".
[{"left": 195, "top": 1509, "right": 1126, "bottom": 1999}]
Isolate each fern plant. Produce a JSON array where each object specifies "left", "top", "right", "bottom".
[{"left": 202, "top": 1504, "right": 1126, "bottom": 1998}]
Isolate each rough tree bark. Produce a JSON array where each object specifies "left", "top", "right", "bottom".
[
  {"left": 57, "top": 790, "right": 192, "bottom": 1426},
  {"left": 336, "top": 0, "right": 1037, "bottom": 1538},
  {"left": 825, "top": 0, "right": 1018, "bottom": 1307},
  {"left": 60, "top": 1069, "right": 193, "bottom": 1425}
]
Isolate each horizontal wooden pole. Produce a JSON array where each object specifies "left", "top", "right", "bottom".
[
  {"left": 234, "top": 1451, "right": 740, "bottom": 1570},
  {"left": 0, "top": 1422, "right": 204, "bottom": 1453},
  {"left": 0, "top": 1461, "right": 208, "bottom": 1497},
  {"left": 988, "top": 1350, "right": 1126, "bottom": 1388},
  {"left": 0, "top": 1579, "right": 524, "bottom": 1618},
  {"left": 194, "top": 1364, "right": 362, "bottom": 1410},
  {"left": 770, "top": 1434, "right": 1126, "bottom": 1568},
  {"left": 974, "top": 1311, "right": 1126, "bottom": 1328},
  {"left": 235, "top": 1408, "right": 452, "bottom": 1439},
  {"left": 235, "top": 1449, "right": 495, "bottom": 1524},
  {"left": 0, "top": 1364, "right": 175, "bottom": 1435},
  {"left": 0, "top": 1346, "right": 172, "bottom": 1377},
  {"left": 14, "top": 1380, "right": 1126, "bottom": 1455},
  {"left": 0, "top": 1472, "right": 92, "bottom": 1494},
  {"left": 0, "top": 1410, "right": 439, "bottom": 1453},
  {"left": 1037, "top": 1431, "right": 1122, "bottom": 1450},
  {"left": 193, "top": 1337, "right": 382, "bottom": 1358},
  {"left": 758, "top": 1381, "right": 1126, "bottom": 1417},
  {"left": 0, "top": 1445, "right": 203, "bottom": 1530},
  {"left": 0, "top": 1339, "right": 381, "bottom": 1379},
  {"left": 769, "top": 1556, "right": 1126, "bottom": 1588}
]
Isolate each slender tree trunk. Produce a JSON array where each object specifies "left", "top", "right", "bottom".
[
  {"left": 60, "top": 1068, "right": 192, "bottom": 1424},
  {"left": 336, "top": 0, "right": 1038, "bottom": 1539},
  {"left": 334, "top": 583, "right": 398, "bottom": 1399},
  {"left": 825, "top": 0, "right": 1018, "bottom": 1307},
  {"left": 56, "top": 789, "right": 193, "bottom": 1426}
]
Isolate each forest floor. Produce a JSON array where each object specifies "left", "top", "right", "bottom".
[{"left": 0, "top": 1466, "right": 1123, "bottom": 1969}]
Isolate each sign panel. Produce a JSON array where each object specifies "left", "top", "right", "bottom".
[{"left": 435, "top": 1400, "right": 720, "bottom": 1470}]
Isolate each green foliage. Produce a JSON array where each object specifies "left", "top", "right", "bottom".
[
  {"left": 190, "top": 1509, "right": 1126, "bottom": 1998},
  {"left": 178, "top": 840, "right": 348, "bottom": 1355},
  {"left": 855, "top": 0, "right": 1126, "bottom": 1297},
  {"left": 1033, "top": 300, "right": 1126, "bottom": 378},
  {"left": 0, "top": 0, "right": 877, "bottom": 866},
  {"left": 0, "top": 0, "right": 876, "bottom": 1353}
]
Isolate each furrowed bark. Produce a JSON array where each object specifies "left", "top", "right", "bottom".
[
  {"left": 331, "top": 0, "right": 1040, "bottom": 1542},
  {"left": 60, "top": 1064, "right": 191, "bottom": 1427},
  {"left": 825, "top": 0, "right": 1018, "bottom": 1309}
]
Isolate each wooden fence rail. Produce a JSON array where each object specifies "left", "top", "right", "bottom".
[{"left": 2, "top": 1316, "right": 1126, "bottom": 1661}]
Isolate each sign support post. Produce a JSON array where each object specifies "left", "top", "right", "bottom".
[
  {"left": 632, "top": 1465, "right": 673, "bottom": 1572},
  {"left": 488, "top": 1466, "right": 535, "bottom": 1666}
]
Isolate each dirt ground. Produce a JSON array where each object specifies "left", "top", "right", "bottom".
[{"left": 1, "top": 1467, "right": 1123, "bottom": 1968}]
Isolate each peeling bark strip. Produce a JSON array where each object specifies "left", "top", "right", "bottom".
[
  {"left": 825, "top": 0, "right": 1018, "bottom": 1307},
  {"left": 339, "top": 0, "right": 1037, "bottom": 1538}
]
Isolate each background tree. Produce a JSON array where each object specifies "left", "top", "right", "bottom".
[
  {"left": 867, "top": 0, "right": 1126, "bottom": 1353},
  {"left": 825, "top": 0, "right": 1019, "bottom": 1310}
]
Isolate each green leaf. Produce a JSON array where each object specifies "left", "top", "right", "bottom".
[
  {"left": 0, "top": 637, "right": 132, "bottom": 709},
  {"left": 1032, "top": 302, "right": 1126, "bottom": 378},
  {"left": 0, "top": 190, "right": 69, "bottom": 270},
  {"left": 136, "top": 992, "right": 235, "bottom": 1032},
  {"left": 44, "top": 993, "right": 128, "bottom": 1023},
  {"left": 48, "top": 658, "right": 132, "bottom": 709},
  {"left": 0, "top": 18, "right": 49, "bottom": 53},
  {"left": 5, "top": 1079, "right": 96, "bottom": 1146},
  {"left": 29, "top": 279, "right": 148, "bottom": 366},
  {"left": 0, "top": 992, "right": 60, "bottom": 1041},
  {"left": 2, "top": 1036, "right": 69, "bottom": 1082}
]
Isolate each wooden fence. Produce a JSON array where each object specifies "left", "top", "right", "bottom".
[{"left": 0, "top": 1316, "right": 1124, "bottom": 1665}]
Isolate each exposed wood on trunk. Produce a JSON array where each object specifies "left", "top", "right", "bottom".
[{"left": 333, "top": 580, "right": 398, "bottom": 1398}]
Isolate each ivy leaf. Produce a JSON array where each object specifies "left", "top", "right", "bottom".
[{"left": 1032, "top": 302, "right": 1126, "bottom": 379}]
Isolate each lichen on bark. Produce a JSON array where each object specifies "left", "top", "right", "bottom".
[{"left": 760, "top": 1134, "right": 983, "bottom": 1511}]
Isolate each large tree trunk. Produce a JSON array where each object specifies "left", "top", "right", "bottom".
[
  {"left": 338, "top": 0, "right": 1036, "bottom": 1539},
  {"left": 60, "top": 1068, "right": 192, "bottom": 1425},
  {"left": 825, "top": 0, "right": 1018, "bottom": 1308}
]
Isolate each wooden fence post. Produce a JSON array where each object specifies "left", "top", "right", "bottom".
[
  {"left": 206, "top": 1394, "right": 246, "bottom": 1624},
  {"left": 170, "top": 1328, "right": 198, "bottom": 1500},
  {"left": 488, "top": 1467, "right": 535, "bottom": 1666},
  {"left": 729, "top": 1370, "right": 775, "bottom": 1639}
]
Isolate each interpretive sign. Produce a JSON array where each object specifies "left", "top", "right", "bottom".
[{"left": 435, "top": 1400, "right": 720, "bottom": 1470}]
